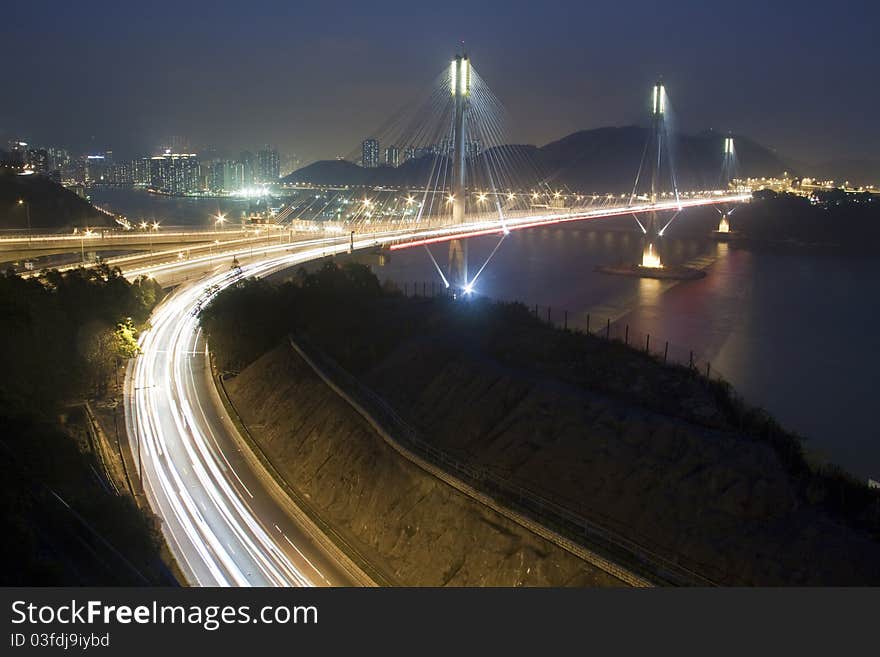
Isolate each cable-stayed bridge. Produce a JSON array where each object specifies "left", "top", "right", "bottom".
[{"left": 5, "top": 51, "right": 749, "bottom": 289}]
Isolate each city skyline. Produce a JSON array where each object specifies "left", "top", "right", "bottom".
[{"left": 3, "top": 0, "right": 879, "bottom": 167}]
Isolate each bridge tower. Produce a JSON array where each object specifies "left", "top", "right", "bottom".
[
  {"left": 448, "top": 52, "right": 471, "bottom": 291},
  {"left": 642, "top": 78, "right": 666, "bottom": 268},
  {"left": 718, "top": 137, "right": 734, "bottom": 233}
]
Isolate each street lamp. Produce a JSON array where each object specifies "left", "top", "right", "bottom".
[
  {"left": 215, "top": 213, "right": 226, "bottom": 231},
  {"left": 18, "top": 199, "right": 31, "bottom": 247},
  {"left": 78, "top": 227, "right": 94, "bottom": 265},
  {"left": 149, "top": 221, "right": 159, "bottom": 256}
]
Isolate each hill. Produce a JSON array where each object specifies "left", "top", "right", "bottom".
[
  {"left": 282, "top": 126, "right": 790, "bottom": 193},
  {"left": 0, "top": 171, "right": 108, "bottom": 231}
]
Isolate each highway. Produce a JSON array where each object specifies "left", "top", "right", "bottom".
[
  {"left": 125, "top": 236, "right": 376, "bottom": 586},
  {"left": 121, "top": 193, "right": 750, "bottom": 587}
]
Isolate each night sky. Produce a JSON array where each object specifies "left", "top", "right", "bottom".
[{"left": 3, "top": 0, "right": 878, "bottom": 165}]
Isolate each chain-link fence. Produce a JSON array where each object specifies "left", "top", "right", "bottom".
[{"left": 393, "top": 281, "right": 727, "bottom": 384}]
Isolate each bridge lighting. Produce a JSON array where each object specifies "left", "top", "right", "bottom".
[
  {"left": 478, "top": 193, "right": 487, "bottom": 203},
  {"left": 450, "top": 55, "right": 470, "bottom": 96},
  {"left": 531, "top": 192, "right": 539, "bottom": 200},
  {"left": 641, "top": 242, "right": 663, "bottom": 269},
  {"left": 507, "top": 193, "right": 515, "bottom": 201},
  {"left": 140, "top": 221, "right": 148, "bottom": 230},
  {"left": 652, "top": 83, "right": 666, "bottom": 115},
  {"left": 463, "top": 283, "right": 474, "bottom": 295},
  {"left": 446, "top": 194, "right": 455, "bottom": 204},
  {"left": 450, "top": 60, "right": 456, "bottom": 95},
  {"left": 152, "top": 221, "right": 160, "bottom": 231},
  {"left": 406, "top": 196, "right": 415, "bottom": 204}
]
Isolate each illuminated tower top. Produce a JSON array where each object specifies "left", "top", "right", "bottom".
[
  {"left": 450, "top": 54, "right": 470, "bottom": 97},
  {"left": 652, "top": 80, "right": 666, "bottom": 116}
]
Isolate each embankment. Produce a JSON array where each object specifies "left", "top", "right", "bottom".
[{"left": 225, "top": 343, "right": 624, "bottom": 586}]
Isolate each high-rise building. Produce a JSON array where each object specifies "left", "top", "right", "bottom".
[
  {"left": 85, "top": 155, "right": 108, "bottom": 184},
  {"left": 149, "top": 152, "right": 201, "bottom": 194},
  {"left": 26, "top": 149, "right": 50, "bottom": 174},
  {"left": 132, "top": 157, "right": 151, "bottom": 185},
  {"left": 467, "top": 139, "right": 483, "bottom": 158},
  {"left": 48, "top": 147, "right": 70, "bottom": 171},
  {"left": 362, "top": 138, "right": 379, "bottom": 168},
  {"left": 256, "top": 147, "right": 280, "bottom": 183},
  {"left": 207, "top": 160, "right": 239, "bottom": 192},
  {"left": 238, "top": 151, "right": 256, "bottom": 187},
  {"left": 384, "top": 145, "right": 400, "bottom": 168},
  {"left": 8, "top": 140, "right": 28, "bottom": 166},
  {"left": 106, "top": 160, "right": 133, "bottom": 184}
]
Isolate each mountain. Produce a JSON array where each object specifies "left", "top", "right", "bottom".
[
  {"left": 811, "top": 159, "right": 880, "bottom": 187},
  {"left": 539, "top": 126, "right": 791, "bottom": 193},
  {"left": 282, "top": 126, "right": 792, "bottom": 193}
]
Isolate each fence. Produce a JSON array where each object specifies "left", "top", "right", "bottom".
[
  {"left": 394, "top": 280, "right": 728, "bottom": 384},
  {"left": 293, "top": 332, "right": 725, "bottom": 586}
]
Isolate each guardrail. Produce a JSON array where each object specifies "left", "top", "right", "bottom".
[{"left": 289, "top": 334, "right": 727, "bottom": 587}]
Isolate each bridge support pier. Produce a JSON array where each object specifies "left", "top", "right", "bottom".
[{"left": 448, "top": 239, "right": 468, "bottom": 290}]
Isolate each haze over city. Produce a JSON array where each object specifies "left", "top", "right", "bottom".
[{"left": 3, "top": 0, "right": 879, "bottom": 164}]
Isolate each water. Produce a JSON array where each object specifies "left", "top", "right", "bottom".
[
  {"left": 379, "top": 215, "right": 880, "bottom": 481},
  {"left": 88, "top": 187, "right": 265, "bottom": 227},
  {"left": 93, "top": 188, "right": 880, "bottom": 480}
]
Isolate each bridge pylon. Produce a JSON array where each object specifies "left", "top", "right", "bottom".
[
  {"left": 642, "top": 78, "right": 667, "bottom": 269},
  {"left": 718, "top": 136, "right": 735, "bottom": 233},
  {"left": 448, "top": 51, "right": 471, "bottom": 291}
]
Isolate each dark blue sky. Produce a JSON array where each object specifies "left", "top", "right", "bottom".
[{"left": 2, "top": 0, "right": 877, "bottom": 165}]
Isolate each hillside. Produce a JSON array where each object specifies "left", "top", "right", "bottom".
[
  {"left": 282, "top": 126, "right": 790, "bottom": 193},
  {"left": 0, "top": 171, "right": 107, "bottom": 231}
]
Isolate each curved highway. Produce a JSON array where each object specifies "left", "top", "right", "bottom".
[
  {"left": 125, "top": 236, "right": 378, "bottom": 586},
  {"left": 122, "top": 193, "right": 749, "bottom": 587}
]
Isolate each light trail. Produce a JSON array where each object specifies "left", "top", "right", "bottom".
[
  {"left": 388, "top": 193, "right": 750, "bottom": 251},
  {"left": 125, "top": 227, "right": 431, "bottom": 586},
  {"left": 124, "top": 197, "right": 750, "bottom": 587},
  {"left": 127, "top": 236, "right": 383, "bottom": 586}
]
